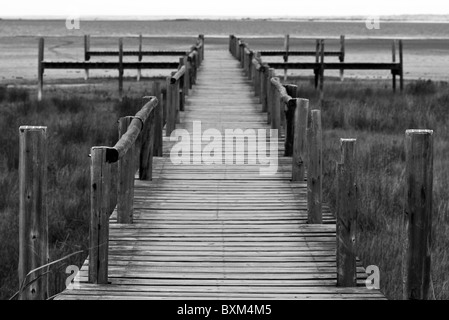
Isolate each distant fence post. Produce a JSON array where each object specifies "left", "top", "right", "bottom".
[
  {"left": 284, "top": 34, "right": 289, "bottom": 81},
  {"left": 392, "top": 40, "right": 397, "bottom": 92},
  {"left": 84, "top": 34, "right": 90, "bottom": 80},
  {"left": 18, "top": 126, "right": 48, "bottom": 300},
  {"left": 339, "top": 35, "right": 345, "bottom": 81},
  {"left": 399, "top": 40, "right": 404, "bottom": 92},
  {"left": 307, "top": 110, "right": 322, "bottom": 223},
  {"left": 402, "top": 129, "right": 433, "bottom": 300},
  {"left": 37, "top": 38, "right": 44, "bottom": 102},
  {"left": 89, "top": 147, "right": 111, "bottom": 284},
  {"left": 137, "top": 34, "right": 142, "bottom": 81},
  {"left": 117, "top": 117, "right": 135, "bottom": 224},
  {"left": 292, "top": 99, "right": 309, "bottom": 181},
  {"left": 336, "top": 138, "right": 357, "bottom": 287},
  {"left": 319, "top": 39, "right": 325, "bottom": 103},
  {"left": 152, "top": 83, "right": 163, "bottom": 157},
  {"left": 314, "top": 39, "right": 320, "bottom": 89},
  {"left": 118, "top": 38, "right": 124, "bottom": 100}
]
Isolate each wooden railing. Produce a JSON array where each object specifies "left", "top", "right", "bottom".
[
  {"left": 37, "top": 35, "right": 204, "bottom": 101},
  {"left": 229, "top": 35, "right": 433, "bottom": 298},
  {"left": 230, "top": 35, "right": 404, "bottom": 94},
  {"left": 89, "top": 96, "right": 160, "bottom": 284}
]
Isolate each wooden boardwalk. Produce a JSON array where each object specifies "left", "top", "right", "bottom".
[{"left": 56, "top": 46, "right": 385, "bottom": 300}]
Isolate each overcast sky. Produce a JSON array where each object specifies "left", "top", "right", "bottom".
[{"left": 1, "top": 0, "right": 448, "bottom": 18}]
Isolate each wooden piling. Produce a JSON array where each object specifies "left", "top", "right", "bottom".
[
  {"left": 336, "top": 138, "right": 357, "bottom": 287},
  {"left": 89, "top": 147, "right": 111, "bottom": 284},
  {"left": 307, "top": 110, "right": 322, "bottom": 223},
  {"left": 117, "top": 117, "right": 135, "bottom": 224},
  {"left": 118, "top": 38, "right": 124, "bottom": 100},
  {"left": 37, "top": 38, "right": 44, "bottom": 101},
  {"left": 183, "top": 55, "right": 190, "bottom": 96},
  {"left": 18, "top": 126, "right": 48, "bottom": 300},
  {"left": 179, "top": 57, "right": 186, "bottom": 111},
  {"left": 403, "top": 129, "right": 433, "bottom": 300},
  {"left": 292, "top": 99, "right": 309, "bottom": 181}
]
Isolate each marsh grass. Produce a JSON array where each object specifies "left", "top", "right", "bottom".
[
  {"left": 292, "top": 78, "right": 449, "bottom": 299},
  {"left": 0, "top": 80, "right": 161, "bottom": 299}
]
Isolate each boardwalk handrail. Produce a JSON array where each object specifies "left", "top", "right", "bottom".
[{"left": 89, "top": 96, "right": 161, "bottom": 284}]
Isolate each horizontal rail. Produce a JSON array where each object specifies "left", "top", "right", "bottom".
[
  {"left": 170, "top": 65, "right": 186, "bottom": 84},
  {"left": 266, "top": 62, "right": 401, "bottom": 71},
  {"left": 107, "top": 97, "right": 158, "bottom": 163},
  {"left": 260, "top": 50, "right": 342, "bottom": 57},
  {"left": 270, "top": 77, "right": 294, "bottom": 106},
  {"left": 88, "top": 50, "right": 189, "bottom": 57},
  {"left": 42, "top": 61, "right": 179, "bottom": 70}
]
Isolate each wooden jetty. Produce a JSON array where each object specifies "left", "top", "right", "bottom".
[{"left": 18, "top": 36, "right": 433, "bottom": 300}]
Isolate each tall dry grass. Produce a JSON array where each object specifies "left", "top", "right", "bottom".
[
  {"left": 292, "top": 77, "right": 449, "bottom": 299},
  {"left": 0, "top": 81, "right": 158, "bottom": 299}
]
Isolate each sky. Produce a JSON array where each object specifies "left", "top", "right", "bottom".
[{"left": 1, "top": 0, "right": 448, "bottom": 18}]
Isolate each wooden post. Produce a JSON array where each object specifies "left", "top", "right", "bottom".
[
  {"left": 248, "top": 51, "right": 254, "bottom": 80},
  {"left": 392, "top": 40, "right": 397, "bottom": 92},
  {"left": 319, "top": 39, "right": 325, "bottom": 103},
  {"left": 117, "top": 117, "right": 135, "bottom": 224},
  {"left": 267, "top": 68, "right": 275, "bottom": 124},
  {"left": 18, "top": 126, "right": 48, "bottom": 300},
  {"left": 284, "top": 34, "right": 289, "bottom": 81},
  {"left": 84, "top": 35, "right": 90, "bottom": 80},
  {"left": 339, "top": 35, "right": 345, "bottom": 81},
  {"left": 399, "top": 40, "right": 404, "bottom": 92},
  {"left": 89, "top": 147, "right": 111, "bottom": 284},
  {"left": 261, "top": 64, "right": 268, "bottom": 112},
  {"left": 179, "top": 58, "right": 185, "bottom": 112},
  {"left": 137, "top": 34, "right": 142, "bottom": 81},
  {"left": 292, "top": 99, "right": 309, "bottom": 181},
  {"left": 183, "top": 55, "right": 190, "bottom": 96},
  {"left": 139, "top": 109, "right": 155, "bottom": 181},
  {"left": 403, "top": 129, "right": 433, "bottom": 300},
  {"left": 166, "top": 76, "right": 175, "bottom": 136},
  {"left": 152, "top": 84, "right": 163, "bottom": 157},
  {"left": 37, "top": 38, "right": 44, "bottom": 102},
  {"left": 307, "top": 110, "right": 322, "bottom": 224},
  {"left": 254, "top": 52, "right": 261, "bottom": 97},
  {"left": 118, "top": 38, "right": 124, "bottom": 100},
  {"left": 283, "top": 85, "right": 297, "bottom": 156},
  {"left": 336, "top": 138, "right": 357, "bottom": 287},
  {"left": 314, "top": 39, "right": 320, "bottom": 89}
]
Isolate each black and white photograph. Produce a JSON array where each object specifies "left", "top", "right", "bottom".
[{"left": 0, "top": 0, "right": 448, "bottom": 305}]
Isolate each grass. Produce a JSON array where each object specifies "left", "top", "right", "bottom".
[
  {"left": 291, "top": 77, "right": 449, "bottom": 299},
  {"left": 0, "top": 80, "right": 161, "bottom": 299}
]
